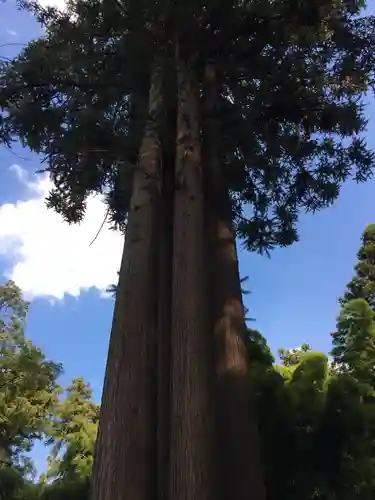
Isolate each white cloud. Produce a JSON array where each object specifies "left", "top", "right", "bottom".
[
  {"left": 0, "top": 165, "right": 124, "bottom": 300},
  {"left": 37, "top": 0, "right": 67, "bottom": 10},
  {"left": 6, "top": 28, "right": 17, "bottom": 36}
]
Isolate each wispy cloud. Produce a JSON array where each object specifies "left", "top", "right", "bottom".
[
  {"left": 0, "top": 165, "right": 124, "bottom": 300},
  {"left": 6, "top": 28, "right": 17, "bottom": 36}
]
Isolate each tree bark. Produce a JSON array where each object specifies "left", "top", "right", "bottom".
[
  {"left": 156, "top": 63, "right": 176, "bottom": 500},
  {"left": 90, "top": 59, "right": 163, "bottom": 500},
  {"left": 156, "top": 156, "right": 173, "bottom": 500},
  {"left": 203, "top": 62, "right": 267, "bottom": 500},
  {"left": 169, "top": 45, "right": 216, "bottom": 500}
]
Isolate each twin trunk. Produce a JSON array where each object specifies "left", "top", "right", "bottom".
[{"left": 91, "top": 51, "right": 266, "bottom": 500}]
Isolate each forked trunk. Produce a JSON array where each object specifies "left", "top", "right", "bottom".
[
  {"left": 169, "top": 44, "right": 216, "bottom": 500},
  {"left": 203, "top": 63, "right": 267, "bottom": 500},
  {"left": 90, "top": 59, "right": 163, "bottom": 500}
]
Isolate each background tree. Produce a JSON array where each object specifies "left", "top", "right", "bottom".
[
  {"left": 246, "top": 328, "right": 274, "bottom": 367},
  {"left": 327, "top": 224, "right": 375, "bottom": 499},
  {"left": 332, "top": 225, "right": 375, "bottom": 389},
  {"left": 36, "top": 377, "right": 97, "bottom": 500},
  {"left": 332, "top": 298, "right": 375, "bottom": 392},
  {"left": 340, "top": 224, "right": 375, "bottom": 309},
  {"left": 46, "top": 377, "right": 99, "bottom": 482},
  {"left": 0, "top": 281, "right": 62, "bottom": 471},
  {"left": 325, "top": 301, "right": 375, "bottom": 499},
  {"left": 278, "top": 343, "right": 312, "bottom": 367}
]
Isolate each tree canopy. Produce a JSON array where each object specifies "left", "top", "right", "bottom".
[{"left": 1, "top": 0, "right": 375, "bottom": 251}]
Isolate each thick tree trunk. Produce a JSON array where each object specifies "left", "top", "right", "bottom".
[
  {"left": 203, "top": 63, "right": 267, "bottom": 500},
  {"left": 169, "top": 45, "right": 216, "bottom": 500},
  {"left": 90, "top": 60, "right": 163, "bottom": 500}
]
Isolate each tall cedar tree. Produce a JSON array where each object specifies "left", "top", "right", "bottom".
[{"left": 1, "top": 1, "right": 375, "bottom": 500}]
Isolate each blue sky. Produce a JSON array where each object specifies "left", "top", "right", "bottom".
[{"left": 1, "top": 0, "right": 375, "bottom": 474}]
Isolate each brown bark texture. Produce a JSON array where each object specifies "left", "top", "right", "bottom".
[
  {"left": 90, "top": 60, "right": 163, "bottom": 500},
  {"left": 168, "top": 46, "right": 216, "bottom": 500},
  {"left": 203, "top": 63, "right": 267, "bottom": 500},
  {"left": 156, "top": 161, "right": 173, "bottom": 500},
  {"left": 156, "top": 68, "right": 176, "bottom": 500}
]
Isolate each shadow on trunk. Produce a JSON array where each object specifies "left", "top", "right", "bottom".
[{"left": 203, "top": 62, "right": 267, "bottom": 500}]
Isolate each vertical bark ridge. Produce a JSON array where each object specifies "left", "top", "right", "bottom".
[
  {"left": 157, "top": 61, "right": 176, "bottom": 500},
  {"left": 203, "top": 62, "right": 267, "bottom": 500},
  {"left": 169, "top": 43, "right": 216, "bottom": 500},
  {"left": 91, "top": 58, "right": 163, "bottom": 500},
  {"left": 157, "top": 152, "right": 173, "bottom": 500}
]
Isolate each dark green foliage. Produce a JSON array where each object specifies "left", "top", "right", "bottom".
[
  {"left": 1, "top": 0, "right": 375, "bottom": 251},
  {"left": 319, "top": 373, "right": 375, "bottom": 500},
  {"left": 0, "top": 466, "right": 26, "bottom": 500},
  {"left": 253, "top": 349, "right": 329, "bottom": 500},
  {"left": 246, "top": 328, "right": 274, "bottom": 367},
  {"left": 247, "top": 244, "right": 375, "bottom": 500},
  {"left": 251, "top": 342, "right": 375, "bottom": 500},
  {"left": 38, "top": 478, "right": 90, "bottom": 500}
]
